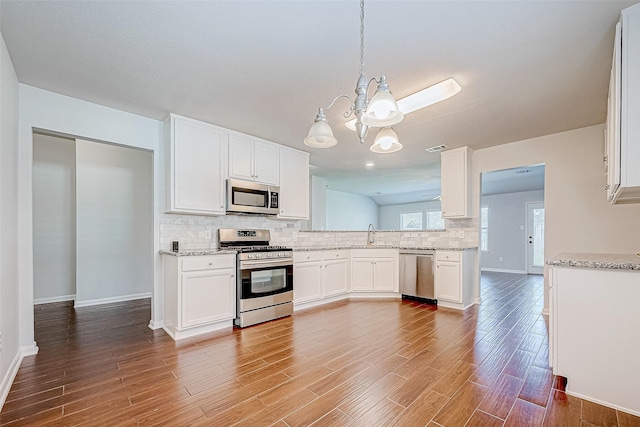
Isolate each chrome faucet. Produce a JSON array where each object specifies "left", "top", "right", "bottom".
[{"left": 367, "top": 223, "right": 375, "bottom": 246}]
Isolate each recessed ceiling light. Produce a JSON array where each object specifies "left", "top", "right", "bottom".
[
  {"left": 345, "top": 77, "right": 462, "bottom": 131},
  {"left": 365, "top": 162, "right": 375, "bottom": 167}
]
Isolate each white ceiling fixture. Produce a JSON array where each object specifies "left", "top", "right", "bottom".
[
  {"left": 304, "top": 0, "right": 404, "bottom": 153},
  {"left": 346, "top": 78, "right": 462, "bottom": 131}
]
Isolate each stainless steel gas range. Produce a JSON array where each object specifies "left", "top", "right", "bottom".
[{"left": 218, "top": 229, "right": 293, "bottom": 328}]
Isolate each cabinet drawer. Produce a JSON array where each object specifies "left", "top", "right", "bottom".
[
  {"left": 436, "top": 251, "right": 461, "bottom": 262},
  {"left": 181, "top": 255, "right": 235, "bottom": 272},
  {"left": 323, "top": 250, "right": 349, "bottom": 260},
  {"left": 352, "top": 249, "right": 397, "bottom": 258},
  {"left": 294, "top": 251, "right": 323, "bottom": 263}
]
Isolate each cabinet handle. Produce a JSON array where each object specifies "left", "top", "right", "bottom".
[
  {"left": 230, "top": 274, "right": 235, "bottom": 278},
  {"left": 208, "top": 262, "right": 213, "bottom": 266}
]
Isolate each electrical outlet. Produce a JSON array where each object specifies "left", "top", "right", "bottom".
[
  {"left": 520, "top": 225, "right": 525, "bottom": 231},
  {"left": 204, "top": 230, "right": 212, "bottom": 240},
  {"left": 458, "top": 231, "right": 465, "bottom": 238},
  {"left": 293, "top": 232, "right": 297, "bottom": 240},
  {"left": 450, "top": 231, "right": 457, "bottom": 238},
  {"left": 499, "top": 257, "right": 504, "bottom": 262}
]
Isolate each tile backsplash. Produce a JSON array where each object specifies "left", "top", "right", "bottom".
[{"left": 160, "top": 214, "right": 479, "bottom": 251}]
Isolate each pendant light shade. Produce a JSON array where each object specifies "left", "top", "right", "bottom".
[
  {"left": 304, "top": 108, "right": 338, "bottom": 148},
  {"left": 362, "top": 76, "right": 403, "bottom": 127},
  {"left": 370, "top": 127, "right": 402, "bottom": 153}
]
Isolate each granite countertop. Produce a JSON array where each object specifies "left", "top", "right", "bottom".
[
  {"left": 160, "top": 249, "right": 237, "bottom": 257},
  {"left": 546, "top": 252, "right": 640, "bottom": 271},
  {"left": 294, "top": 246, "right": 477, "bottom": 252}
]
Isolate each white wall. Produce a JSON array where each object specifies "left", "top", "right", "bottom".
[
  {"left": 326, "top": 189, "right": 378, "bottom": 230},
  {"left": 32, "top": 134, "right": 76, "bottom": 303},
  {"left": 474, "top": 125, "right": 640, "bottom": 311},
  {"left": 379, "top": 200, "right": 442, "bottom": 230},
  {"left": 480, "top": 190, "right": 544, "bottom": 273},
  {"left": 75, "top": 140, "right": 153, "bottom": 305},
  {"left": 0, "top": 30, "right": 22, "bottom": 408},
  {"left": 18, "top": 85, "right": 164, "bottom": 352}
]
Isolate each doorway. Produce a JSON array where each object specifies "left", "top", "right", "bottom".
[
  {"left": 479, "top": 165, "right": 545, "bottom": 275},
  {"left": 32, "top": 132, "right": 153, "bottom": 308}
]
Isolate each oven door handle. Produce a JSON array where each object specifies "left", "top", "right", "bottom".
[{"left": 240, "top": 259, "right": 293, "bottom": 269}]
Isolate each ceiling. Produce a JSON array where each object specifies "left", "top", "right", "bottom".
[{"left": 1, "top": 0, "right": 636, "bottom": 202}]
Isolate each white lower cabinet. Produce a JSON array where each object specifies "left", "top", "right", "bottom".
[
  {"left": 435, "top": 250, "right": 476, "bottom": 309},
  {"left": 163, "top": 254, "right": 236, "bottom": 339},
  {"left": 292, "top": 251, "right": 323, "bottom": 304},
  {"left": 351, "top": 249, "right": 399, "bottom": 293},
  {"left": 323, "top": 251, "right": 349, "bottom": 297},
  {"left": 550, "top": 266, "right": 640, "bottom": 415},
  {"left": 293, "top": 250, "right": 351, "bottom": 309}
]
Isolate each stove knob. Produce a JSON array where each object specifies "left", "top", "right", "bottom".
[
  {"left": 278, "top": 252, "right": 284, "bottom": 257},
  {"left": 255, "top": 253, "right": 262, "bottom": 259},
  {"left": 248, "top": 253, "right": 255, "bottom": 259}
]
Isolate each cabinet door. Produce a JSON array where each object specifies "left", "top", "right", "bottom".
[
  {"left": 180, "top": 269, "right": 235, "bottom": 328},
  {"left": 436, "top": 261, "right": 461, "bottom": 302},
  {"left": 293, "top": 262, "right": 322, "bottom": 304},
  {"left": 373, "top": 258, "right": 396, "bottom": 291},
  {"left": 323, "top": 259, "right": 349, "bottom": 297},
  {"left": 607, "top": 22, "right": 622, "bottom": 201},
  {"left": 228, "top": 133, "right": 255, "bottom": 180},
  {"left": 172, "top": 117, "right": 225, "bottom": 214},
  {"left": 351, "top": 258, "right": 374, "bottom": 291},
  {"left": 254, "top": 140, "right": 280, "bottom": 185},
  {"left": 278, "top": 148, "right": 310, "bottom": 219},
  {"left": 441, "top": 147, "right": 470, "bottom": 218}
]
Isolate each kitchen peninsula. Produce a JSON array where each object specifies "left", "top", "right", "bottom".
[{"left": 547, "top": 252, "right": 640, "bottom": 416}]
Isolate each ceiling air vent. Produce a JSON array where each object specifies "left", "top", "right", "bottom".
[{"left": 425, "top": 144, "right": 447, "bottom": 153}]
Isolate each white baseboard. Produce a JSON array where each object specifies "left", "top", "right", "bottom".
[
  {"left": 148, "top": 320, "right": 164, "bottom": 330},
  {"left": 566, "top": 390, "right": 640, "bottom": 418},
  {"left": 74, "top": 292, "right": 152, "bottom": 308},
  {"left": 294, "top": 294, "right": 350, "bottom": 312},
  {"left": 0, "top": 351, "right": 22, "bottom": 410},
  {"left": 0, "top": 342, "right": 39, "bottom": 410},
  {"left": 349, "top": 292, "right": 401, "bottom": 299},
  {"left": 481, "top": 268, "right": 527, "bottom": 274},
  {"left": 33, "top": 294, "right": 76, "bottom": 305},
  {"left": 541, "top": 308, "right": 550, "bottom": 316}
]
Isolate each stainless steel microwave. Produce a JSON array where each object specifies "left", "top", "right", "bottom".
[{"left": 226, "top": 179, "right": 279, "bottom": 215}]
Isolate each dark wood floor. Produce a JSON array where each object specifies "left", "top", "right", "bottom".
[{"left": 2, "top": 272, "right": 639, "bottom": 426}]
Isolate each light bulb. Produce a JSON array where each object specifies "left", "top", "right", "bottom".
[
  {"left": 373, "top": 100, "right": 393, "bottom": 119},
  {"left": 379, "top": 138, "right": 393, "bottom": 150}
]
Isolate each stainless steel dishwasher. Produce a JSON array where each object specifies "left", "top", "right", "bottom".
[{"left": 399, "top": 250, "right": 436, "bottom": 304}]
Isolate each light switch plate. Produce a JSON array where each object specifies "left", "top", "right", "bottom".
[{"left": 204, "top": 230, "right": 212, "bottom": 240}]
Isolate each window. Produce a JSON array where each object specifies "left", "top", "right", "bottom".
[
  {"left": 426, "top": 210, "right": 445, "bottom": 230},
  {"left": 480, "top": 206, "right": 489, "bottom": 251},
  {"left": 400, "top": 212, "right": 422, "bottom": 230}
]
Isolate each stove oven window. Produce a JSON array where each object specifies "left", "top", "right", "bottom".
[{"left": 251, "top": 269, "right": 286, "bottom": 294}]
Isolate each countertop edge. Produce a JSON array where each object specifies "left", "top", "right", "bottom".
[
  {"left": 160, "top": 250, "right": 237, "bottom": 257},
  {"left": 546, "top": 252, "right": 640, "bottom": 271}
]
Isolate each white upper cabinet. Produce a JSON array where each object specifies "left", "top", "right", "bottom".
[
  {"left": 164, "top": 114, "right": 227, "bottom": 215},
  {"left": 228, "top": 133, "right": 279, "bottom": 185},
  {"left": 278, "top": 147, "right": 310, "bottom": 220},
  {"left": 607, "top": 4, "right": 640, "bottom": 204},
  {"left": 441, "top": 146, "right": 472, "bottom": 218}
]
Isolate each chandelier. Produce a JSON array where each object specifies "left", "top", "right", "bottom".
[{"left": 304, "top": 0, "right": 404, "bottom": 153}]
